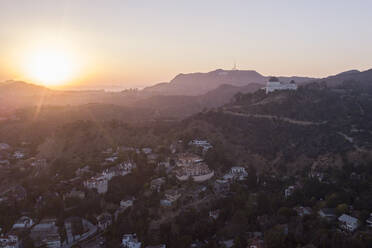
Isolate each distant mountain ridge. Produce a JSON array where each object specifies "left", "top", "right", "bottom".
[{"left": 143, "top": 69, "right": 316, "bottom": 96}]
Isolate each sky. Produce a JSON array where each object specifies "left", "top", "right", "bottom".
[{"left": 1, "top": 0, "right": 372, "bottom": 89}]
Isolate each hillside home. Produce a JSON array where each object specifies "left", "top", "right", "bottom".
[
  {"left": 0, "top": 234, "right": 19, "bottom": 248},
  {"left": 102, "top": 162, "right": 135, "bottom": 180},
  {"left": 13, "top": 151, "right": 25, "bottom": 159},
  {"left": 338, "top": 214, "right": 359, "bottom": 232},
  {"left": 84, "top": 176, "right": 108, "bottom": 194},
  {"left": 284, "top": 186, "right": 295, "bottom": 198},
  {"left": 160, "top": 190, "right": 181, "bottom": 207},
  {"left": 223, "top": 166, "right": 248, "bottom": 181},
  {"left": 12, "top": 216, "right": 34, "bottom": 229},
  {"left": 122, "top": 234, "right": 141, "bottom": 248},
  {"left": 120, "top": 198, "right": 134, "bottom": 208},
  {"left": 209, "top": 209, "right": 220, "bottom": 220}
]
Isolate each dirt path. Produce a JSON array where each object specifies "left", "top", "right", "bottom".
[{"left": 223, "top": 110, "right": 326, "bottom": 126}]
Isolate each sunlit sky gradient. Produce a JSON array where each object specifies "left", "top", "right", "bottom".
[{"left": 1, "top": 0, "right": 372, "bottom": 89}]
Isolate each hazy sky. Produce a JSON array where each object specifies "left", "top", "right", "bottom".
[{"left": 1, "top": 0, "right": 372, "bottom": 89}]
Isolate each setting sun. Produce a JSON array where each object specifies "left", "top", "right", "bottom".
[{"left": 23, "top": 45, "right": 78, "bottom": 87}]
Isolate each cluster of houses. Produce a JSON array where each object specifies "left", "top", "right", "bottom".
[{"left": 83, "top": 161, "right": 136, "bottom": 194}]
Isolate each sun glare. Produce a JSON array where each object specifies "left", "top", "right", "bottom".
[{"left": 24, "top": 45, "right": 78, "bottom": 87}]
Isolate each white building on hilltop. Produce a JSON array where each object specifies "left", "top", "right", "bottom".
[{"left": 265, "top": 77, "right": 297, "bottom": 94}]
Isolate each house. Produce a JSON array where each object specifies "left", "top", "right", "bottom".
[
  {"left": 150, "top": 178, "right": 166, "bottom": 192},
  {"left": 160, "top": 190, "right": 181, "bottom": 207},
  {"left": 284, "top": 186, "right": 295, "bottom": 198},
  {"left": 13, "top": 151, "right": 25, "bottom": 159},
  {"left": 338, "top": 214, "right": 359, "bottom": 232},
  {"left": 30, "top": 218, "right": 61, "bottom": 248},
  {"left": 84, "top": 177, "right": 108, "bottom": 194},
  {"left": 102, "top": 162, "right": 135, "bottom": 180},
  {"left": 223, "top": 166, "right": 248, "bottom": 181},
  {"left": 209, "top": 209, "right": 220, "bottom": 220},
  {"left": 264, "top": 77, "right": 297, "bottom": 94},
  {"left": 0, "top": 234, "right": 19, "bottom": 248},
  {"left": 97, "top": 212, "right": 112, "bottom": 230},
  {"left": 120, "top": 198, "right": 134, "bottom": 208},
  {"left": 122, "top": 234, "right": 141, "bottom": 248},
  {"left": 12, "top": 216, "right": 34, "bottom": 229},
  {"left": 366, "top": 213, "right": 372, "bottom": 228},
  {"left": 318, "top": 208, "right": 337, "bottom": 220}
]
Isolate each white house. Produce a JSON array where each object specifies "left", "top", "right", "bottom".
[
  {"left": 122, "top": 234, "right": 141, "bottom": 248},
  {"left": 264, "top": 77, "right": 297, "bottom": 94},
  {"left": 223, "top": 166, "right": 248, "bottom": 181},
  {"left": 84, "top": 177, "right": 108, "bottom": 194},
  {"left": 12, "top": 216, "right": 34, "bottom": 229},
  {"left": 120, "top": 198, "right": 134, "bottom": 208},
  {"left": 0, "top": 234, "right": 19, "bottom": 248},
  {"left": 102, "top": 162, "right": 135, "bottom": 180},
  {"left": 338, "top": 214, "right": 359, "bottom": 232},
  {"left": 284, "top": 186, "right": 295, "bottom": 198},
  {"left": 13, "top": 151, "right": 25, "bottom": 159}
]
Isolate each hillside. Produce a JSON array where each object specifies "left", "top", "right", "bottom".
[
  {"left": 143, "top": 69, "right": 315, "bottom": 96},
  {"left": 173, "top": 79, "right": 372, "bottom": 171}
]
